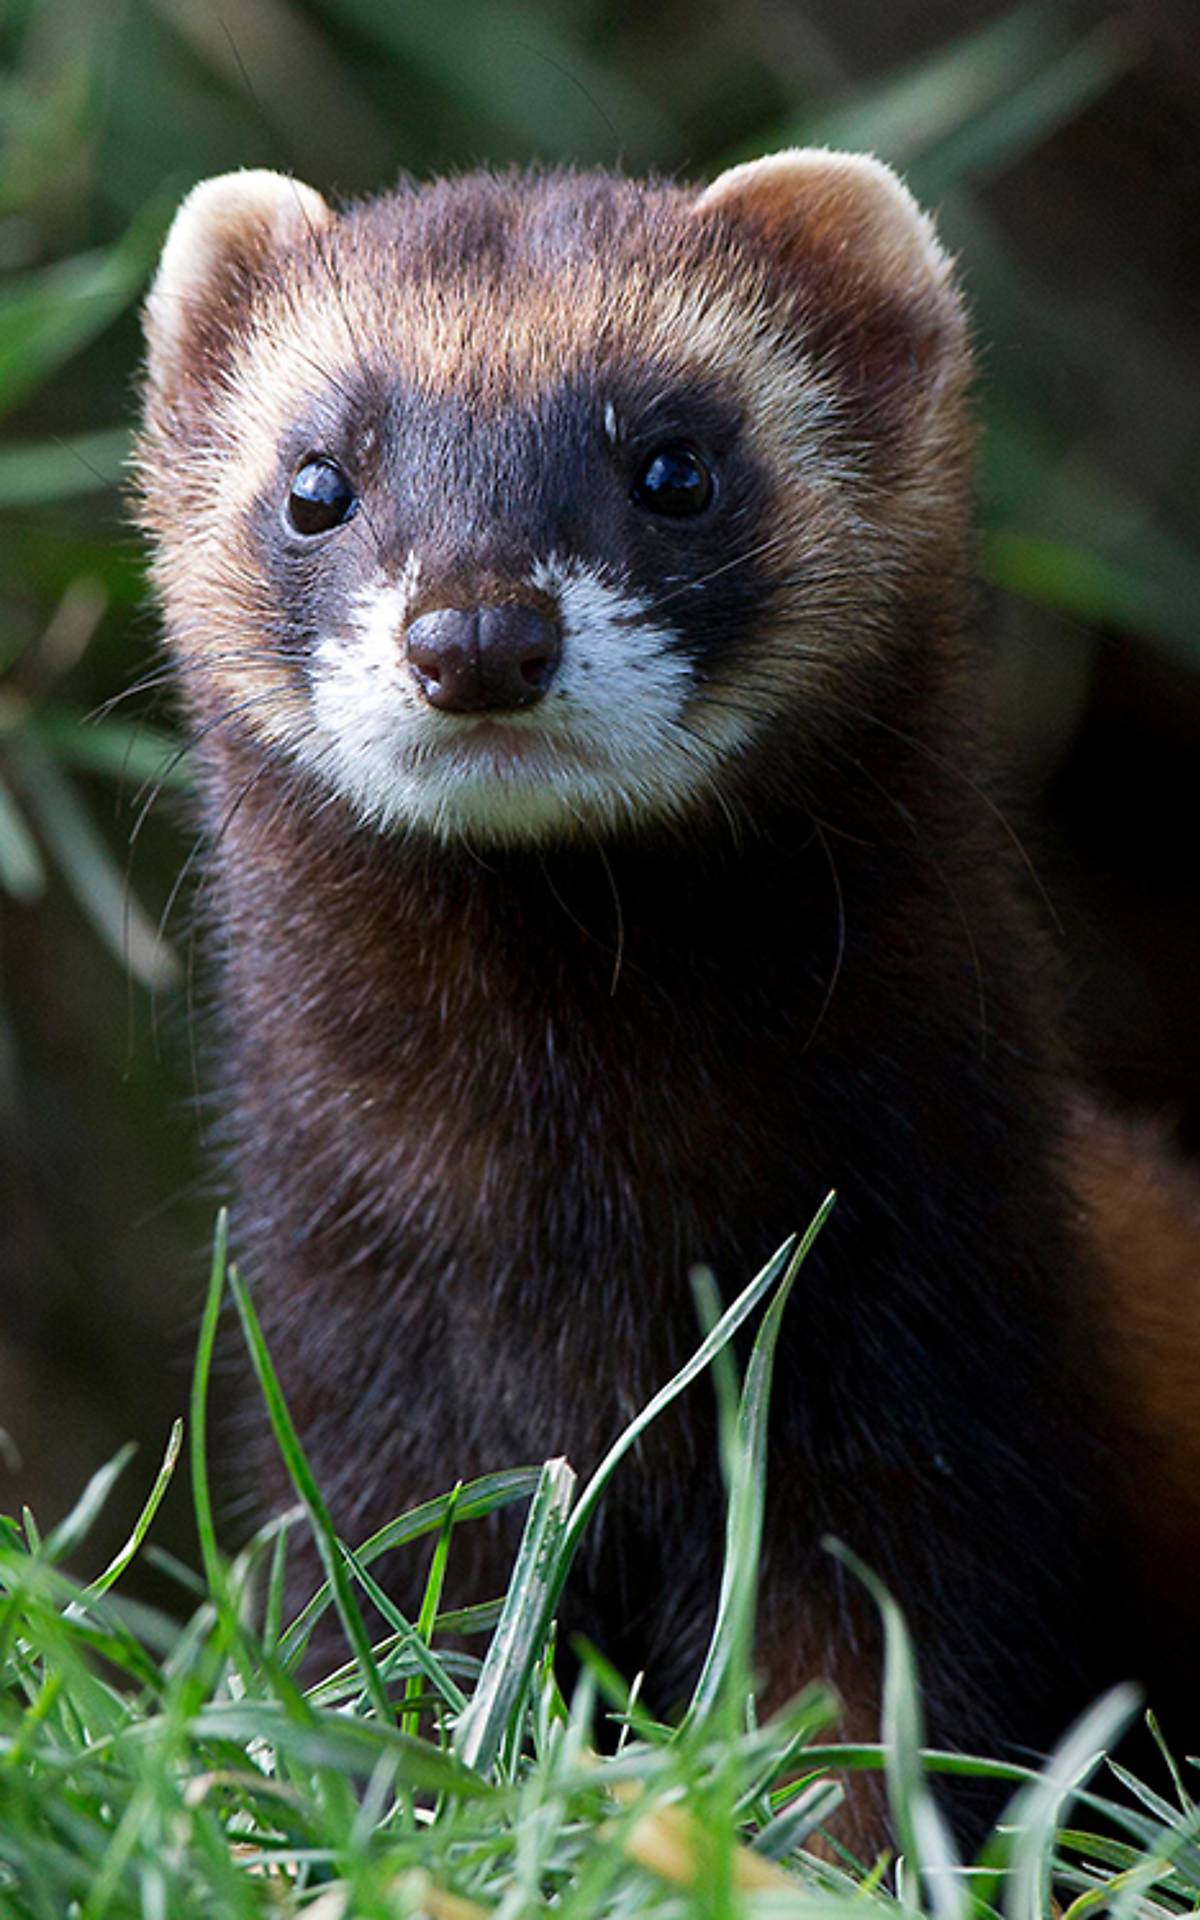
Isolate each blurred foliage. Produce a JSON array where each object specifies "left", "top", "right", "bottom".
[{"left": 0, "top": 0, "right": 1197, "bottom": 1552}]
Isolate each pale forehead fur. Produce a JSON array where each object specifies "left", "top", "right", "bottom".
[
  {"left": 138, "top": 155, "right": 973, "bottom": 846},
  {"left": 159, "top": 158, "right": 954, "bottom": 481},
  {"left": 169, "top": 165, "right": 966, "bottom": 632},
  {"left": 203, "top": 187, "right": 839, "bottom": 506}
]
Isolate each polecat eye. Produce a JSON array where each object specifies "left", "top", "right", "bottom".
[
  {"left": 286, "top": 458, "right": 358, "bottom": 535},
  {"left": 631, "top": 444, "right": 714, "bottom": 518}
]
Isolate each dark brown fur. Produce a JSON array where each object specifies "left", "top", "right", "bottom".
[{"left": 137, "top": 158, "right": 1199, "bottom": 1855}]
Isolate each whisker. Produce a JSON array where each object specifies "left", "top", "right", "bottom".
[
  {"left": 637, "top": 529, "right": 799, "bottom": 619},
  {"left": 128, "top": 683, "right": 312, "bottom": 840},
  {"left": 806, "top": 686, "right": 1061, "bottom": 936}
]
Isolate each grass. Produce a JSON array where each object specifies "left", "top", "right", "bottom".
[
  {"left": 2, "top": 1211, "right": 1199, "bottom": 1918},
  {"left": 1, "top": 12, "right": 1197, "bottom": 1912}
]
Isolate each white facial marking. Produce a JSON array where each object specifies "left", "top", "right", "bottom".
[{"left": 291, "top": 551, "right": 752, "bottom": 846}]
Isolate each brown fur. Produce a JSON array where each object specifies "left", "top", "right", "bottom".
[
  {"left": 137, "top": 162, "right": 971, "bottom": 781},
  {"left": 136, "top": 155, "right": 1200, "bottom": 1854},
  {"left": 1070, "top": 1103, "right": 1200, "bottom": 1592}
]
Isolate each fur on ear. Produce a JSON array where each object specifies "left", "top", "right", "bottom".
[
  {"left": 143, "top": 169, "right": 331, "bottom": 404},
  {"left": 696, "top": 149, "right": 963, "bottom": 412},
  {"left": 696, "top": 148, "right": 952, "bottom": 302}
]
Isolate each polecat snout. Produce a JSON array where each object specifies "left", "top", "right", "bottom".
[{"left": 137, "top": 152, "right": 1200, "bottom": 1852}]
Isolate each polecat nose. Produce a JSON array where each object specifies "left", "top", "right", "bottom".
[{"left": 406, "top": 605, "right": 561, "bottom": 713}]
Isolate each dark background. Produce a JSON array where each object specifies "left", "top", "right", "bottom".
[{"left": 1, "top": 0, "right": 1198, "bottom": 1583}]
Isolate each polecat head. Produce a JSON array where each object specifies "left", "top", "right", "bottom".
[{"left": 137, "top": 154, "right": 969, "bottom": 847}]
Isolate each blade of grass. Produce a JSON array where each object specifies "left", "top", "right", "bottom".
[
  {"left": 402, "top": 1483, "right": 460, "bottom": 1737},
  {"left": 336, "top": 1539, "right": 467, "bottom": 1719},
  {"left": 0, "top": 203, "right": 166, "bottom": 419},
  {"left": 305, "top": 0, "right": 668, "bottom": 164},
  {"left": 187, "top": 1210, "right": 263, "bottom": 1697},
  {"left": 0, "top": 427, "right": 129, "bottom": 506},
  {"left": 454, "top": 1215, "right": 830, "bottom": 1781},
  {"left": 8, "top": 727, "right": 178, "bottom": 990},
  {"left": 452, "top": 1456, "right": 576, "bottom": 1777},
  {"left": 457, "top": 1208, "right": 832, "bottom": 1785},
  {"left": 0, "top": 769, "right": 45, "bottom": 900},
  {"left": 190, "top": 1210, "right": 229, "bottom": 1608},
  {"left": 989, "top": 1685, "right": 1143, "bottom": 1920},
  {"left": 826, "top": 1542, "right": 965, "bottom": 1920},
  {"left": 179, "top": 1699, "right": 488, "bottom": 1796},
  {"left": 227, "top": 1265, "right": 394, "bottom": 1727},
  {"left": 41, "top": 1447, "right": 136, "bottom": 1567},
  {"left": 262, "top": 1518, "right": 292, "bottom": 1654},
  {"left": 786, "top": 4, "right": 1067, "bottom": 166},
  {"left": 561, "top": 1224, "right": 818, "bottom": 1570},
  {"left": 733, "top": 1686, "right": 843, "bottom": 1817},
  {"left": 279, "top": 1467, "right": 541, "bottom": 1666},
  {"left": 753, "top": 1778, "right": 847, "bottom": 1859},
  {"left": 32, "top": 711, "right": 187, "bottom": 793},
  {"left": 1145, "top": 1708, "right": 1195, "bottom": 1817},
  {"left": 683, "top": 1198, "right": 834, "bottom": 1728},
  {"left": 908, "top": 22, "right": 1130, "bottom": 200},
  {"left": 80, "top": 1420, "right": 183, "bottom": 1601},
  {"left": 433, "top": 1600, "right": 504, "bottom": 1638}
]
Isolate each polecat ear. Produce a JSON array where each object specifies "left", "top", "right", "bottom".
[
  {"left": 696, "top": 148, "right": 952, "bottom": 303},
  {"left": 696, "top": 149, "right": 962, "bottom": 414},
  {"left": 144, "top": 169, "right": 332, "bottom": 405}
]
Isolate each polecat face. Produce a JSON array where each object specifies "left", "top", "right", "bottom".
[{"left": 138, "top": 155, "right": 969, "bottom": 847}]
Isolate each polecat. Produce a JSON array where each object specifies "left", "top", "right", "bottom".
[{"left": 136, "top": 153, "right": 1200, "bottom": 1850}]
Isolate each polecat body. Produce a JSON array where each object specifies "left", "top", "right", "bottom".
[{"left": 138, "top": 155, "right": 1200, "bottom": 1848}]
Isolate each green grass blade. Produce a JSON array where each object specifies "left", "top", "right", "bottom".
[
  {"left": 909, "top": 23, "right": 1129, "bottom": 199},
  {"left": 0, "top": 205, "right": 165, "bottom": 419},
  {"left": 1145, "top": 1707, "right": 1195, "bottom": 1817},
  {"left": 31, "top": 712, "right": 187, "bottom": 793},
  {"left": 733, "top": 1684, "right": 842, "bottom": 1817},
  {"left": 451, "top": 1455, "right": 576, "bottom": 1777},
  {"left": 990, "top": 1685, "right": 1143, "bottom": 1920},
  {"left": 0, "top": 769, "right": 45, "bottom": 900},
  {"left": 560, "top": 1226, "right": 813, "bottom": 1571},
  {"left": 227, "top": 1266, "right": 394, "bottom": 1727},
  {"left": 142, "top": 1700, "right": 489, "bottom": 1798},
  {"left": 185, "top": 1214, "right": 276, "bottom": 1701},
  {"left": 40, "top": 1447, "right": 136, "bottom": 1567},
  {"left": 684, "top": 1197, "right": 834, "bottom": 1727},
  {"left": 453, "top": 1211, "right": 831, "bottom": 1783},
  {"left": 433, "top": 1599, "right": 504, "bottom": 1638},
  {"left": 278, "top": 1467, "right": 541, "bottom": 1665},
  {"left": 753, "top": 1778, "right": 847, "bottom": 1859},
  {"left": 791, "top": 4, "right": 1065, "bottom": 166},
  {"left": 8, "top": 727, "right": 178, "bottom": 990},
  {"left": 0, "top": 427, "right": 129, "bottom": 506},
  {"left": 306, "top": 0, "right": 668, "bottom": 164},
  {"left": 402, "top": 1482, "right": 460, "bottom": 1736},
  {"left": 262, "top": 1518, "right": 292, "bottom": 1654},
  {"left": 336, "top": 1539, "right": 468, "bottom": 1717},
  {"left": 826, "top": 1542, "right": 965, "bottom": 1920},
  {"left": 83, "top": 1420, "right": 183, "bottom": 1601},
  {"left": 190, "top": 1210, "right": 230, "bottom": 1610}
]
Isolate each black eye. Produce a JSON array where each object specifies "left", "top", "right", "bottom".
[
  {"left": 286, "top": 458, "right": 358, "bottom": 535},
  {"left": 631, "top": 443, "right": 715, "bottom": 518}
]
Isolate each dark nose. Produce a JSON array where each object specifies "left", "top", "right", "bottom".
[{"left": 405, "top": 604, "right": 561, "bottom": 713}]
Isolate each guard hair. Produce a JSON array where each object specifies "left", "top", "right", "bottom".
[{"left": 144, "top": 169, "right": 332, "bottom": 407}]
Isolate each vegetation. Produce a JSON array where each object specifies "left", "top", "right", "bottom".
[
  {"left": 3, "top": 1209, "right": 1197, "bottom": 1918},
  {"left": 1, "top": 3, "right": 1198, "bottom": 1911},
  {"left": 2, "top": 4, "right": 1196, "bottom": 1517}
]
